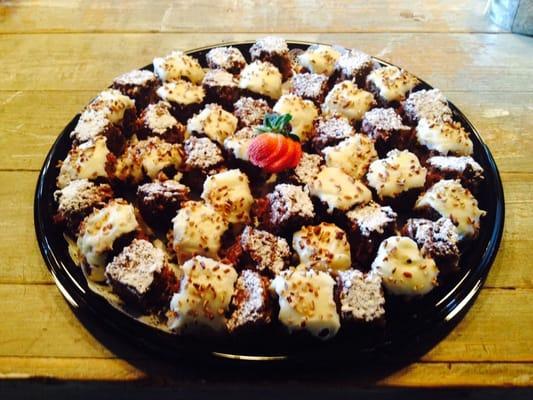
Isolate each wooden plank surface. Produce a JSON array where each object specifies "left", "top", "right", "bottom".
[{"left": 0, "top": 1, "right": 501, "bottom": 34}]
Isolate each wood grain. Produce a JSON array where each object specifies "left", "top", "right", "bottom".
[{"left": 0, "top": 1, "right": 500, "bottom": 34}]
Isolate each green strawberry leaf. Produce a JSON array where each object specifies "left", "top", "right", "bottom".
[{"left": 255, "top": 113, "right": 299, "bottom": 141}]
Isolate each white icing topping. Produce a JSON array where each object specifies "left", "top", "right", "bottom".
[
  {"left": 346, "top": 201, "right": 397, "bottom": 237},
  {"left": 293, "top": 222, "right": 351, "bottom": 271},
  {"left": 335, "top": 49, "right": 373, "bottom": 78},
  {"left": 270, "top": 266, "right": 340, "bottom": 340},
  {"left": 267, "top": 184, "right": 315, "bottom": 226},
  {"left": 77, "top": 199, "right": 138, "bottom": 279},
  {"left": 428, "top": 156, "right": 483, "bottom": 173},
  {"left": 57, "top": 137, "right": 110, "bottom": 189},
  {"left": 367, "top": 66, "right": 419, "bottom": 102},
  {"left": 153, "top": 50, "right": 204, "bottom": 84},
  {"left": 308, "top": 167, "right": 372, "bottom": 213},
  {"left": 371, "top": 236, "right": 439, "bottom": 296},
  {"left": 240, "top": 226, "right": 290, "bottom": 274},
  {"left": 297, "top": 45, "right": 341, "bottom": 76},
  {"left": 415, "top": 179, "right": 486, "bottom": 239},
  {"left": 202, "top": 68, "right": 238, "bottom": 87},
  {"left": 206, "top": 47, "right": 246, "bottom": 71},
  {"left": 183, "top": 136, "right": 224, "bottom": 170},
  {"left": 105, "top": 239, "right": 165, "bottom": 295},
  {"left": 156, "top": 80, "right": 205, "bottom": 105},
  {"left": 292, "top": 152, "right": 323, "bottom": 185},
  {"left": 171, "top": 201, "right": 229, "bottom": 261},
  {"left": 366, "top": 149, "right": 427, "bottom": 198},
  {"left": 416, "top": 119, "right": 474, "bottom": 156},
  {"left": 223, "top": 126, "right": 257, "bottom": 161},
  {"left": 239, "top": 61, "right": 282, "bottom": 100},
  {"left": 187, "top": 104, "right": 238, "bottom": 145},
  {"left": 322, "top": 81, "right": 375, "bottom": 122},
  {"left": 403, "top": 89, "right": 453, "bottom": 123},
  {"left": 143, "top": 101, "right": 179, "bottom": 134},
  {"left": 322, "top": 134, "right": 377, "bottom": 179},
  {"left": 201, "top": 169, "right": 253, "bottom": 224},
  {"left": 272, "top": 94, "right": 318, "bottom": 142},
  {"left": 337, "top": 270, "right": 385, "bottom": 322},
  {"left": 168, "top": 256, "right": 237, "bottom": 333},
  {"left": 250, "top": 36, "right": 289, "bottom": 57},
  {"left": 113, "top": 69, "right": 157, "bottom": 87}
]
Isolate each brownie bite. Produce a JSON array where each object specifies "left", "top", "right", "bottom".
[
  {"left": 105, "top": 239, "right": 178, "bottom": 312},
  {"left": 366, "top": 149, "right": 427, "bottom": 210},
  {"left": 239, "top": 226, "right": 291, "bottom": 275},
  {"left": 334, "top": 49, "right": 374, "bottom": 86},
  {"left": 273, "top": 94, "right": 318, "bottom": 142},
  {"left": 366, "top": 66, "right": 420, "bottom": 107},
  {"left": 153, "top": 50, "right": 204, "bottom": 84},
  {"left": 181, "top": 136, "right": 225, "bottom": 191},
  {"left": 361, "top": 107, "right": 412, "bottom": 157},
  {"left": 112, "top": 69, "right": 158, "bottom": 110},
  {"left": 156, "top": 80, "right": 205, "bottom": 123},
  {"left": 322, "top": 80, "right": 376, "bottom": 123},
  {"left": 426, "top": 155, "right": 484, "bottom": 193},
  {"left": 279, "top": 152, "right": 323, "bottom": 186},
  {"left": 337, "top": 270, "right": 385, "bottom": 325},
  {"left": 250, "top": 36, "right": 292, "bottom": 81},
  {"left": 206, "top": 46, "right": 247, "bottom": 74},
  {"left": 289, "top": 73, "right": 330, "bottom": 105},
  {"left": 416, "top": 119, "right": 474, "bottom": 157},
  {"left": 312, "top": 115, "right": 355, "bottom": 152},
  {"left": 255, "top": 184, "right": 315, "bottom": 235},
  {"left": 345, "top": 201, "right": 397, "bottom": 268},
  {"left": 402, "top": 88, "right": 453, "bottom": 125},
  {"left": 187, "top": 103, "right": 238, "bottom": 145},
  {"left": 233, "top": 97, "right": 272, "bottom": 128},
  {"left": 322, "top": 134, "right": 377, "bottom": 180},
  {"left": 137, "top": 180, "right": 190, "bottom": 229},
  {"left": 402, "top": 217, "right": 460, "bottom": 274},
  {"left": 53, "top": 179, "right": 113, "bottom": 236},
  {"left": 202, "top": 69, "right": 241, "bottom": 110},
  {"left": 238, "top": 60, "right": 283, "bottom": 101},
  {"left": 135, "top": 101, "right": 186, "bottom": 143},
  {"left": 415, "top": 179, "right": 486, "bottom": 240},
  {"left": 227, "top": 269, "right": 273, "bottom": 334},
  {"left": 297, "top": 44, "right": 341, "bottom": 77}
]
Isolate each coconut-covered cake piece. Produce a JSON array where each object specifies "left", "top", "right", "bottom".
[
  {"left": 202, "top": 69, "right": 241, "bottom": 110},
  {"left": 334, "top": 49, "right": 374, "bottom": 85},
  {"left": 105, "top": 239, "right": 178, "bottom": 312},
  {"left": 227, "top": 269, "right": 273, "bottom": 333},
  {"left": 77, "top": 199, "right": 139, "bottom": 282},
  {"left": 112, "top": 69, "right": 158, "bottom": 110},
  {"left": 322, "top": 134, "right": 377, "bottom": 180},
  {"left": 361, "top": 107, "right": 412, "bottom": 157},
  {"left": 136, "top": 180, "right": 189, "bottom": 229},
  {"left": 53, "top": 179, "right": 113, "bottom": 236},
  {"left": 366, "top": 66, "right": 419, "bottom": 106},
  {"left": 272, "top": 94, "right": 318, "bottom": 142},
  {"left": 297, "top": 44, "right": 341, "bottom": 77},
  {"left": 250, "top": 36, "right": 292, "bottom": 80},
  {"left": 153, "top": 50, "right": 204, "bottom": 84},
  {"left": 371, "top": 236, "right": 439, "bottom": 297},
  {"left": 239, "top": 226, "right": 291, "bottom": 275},
  {"left": 289, "top": 73, "right": 330, "bottom": 105},
  {"left": 322, "top": 80, "right": 376, "bottom": 122},
  {"left": 293, "top": 222, "right": 351, "bottom": 271},
  {"left": 416, "top": 119, "right": 474, "bottom": 157},
  {"left": 271, "top": 266, "right": 340, "bottom": 340},
  {"left": 168, "top": 256, "right": 238, "bottom": 333},
  {"left": 239, "top": 60, "right": 283, "bottom": 101},
  {"left": 402, "top": 217, "right": 461, "bottom": 273},
  {"left": 337, "top": 270, "right": 385, "bottom": 324},
  {"left": 311, "top": 115, "right": 355, "bottom": 152},
  {"left": 187, "top": 103, "right": 238, "bottom": 145},
  {"left": 156, "top": 80, "right": 205, "bottom": 123},
  {"left": 279, "top": 152, "right": 323, "bottom": 186},
  {"left": 171, "top": 201, "right": 229, "bottom": 262},
  {"left": 135, "top": 101, "right": 186, "bottom": 144},
  {"left": 402, "top": 88, "right": 453, "bottom": 125},
  {"left": 181, "top": 136, "right": 225, "bottom": 191},
  {"left": 308, "top": 166, "right": 372, "bottom": 214},
  {"left": 415, "top": 179, "right": 486, "bottom": 240},
  {"left": 233, "top": 97, "right": 272, "bottom": 128},
  {"left": 426, "top": 155, "right": 484, "bottom": 193},
  {"left": 206, "top": 46, "right": 247, "bottom": 74}
]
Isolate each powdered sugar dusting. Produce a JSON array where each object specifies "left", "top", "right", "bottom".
[
  {"left": 184, "top": 136, "right": 224, "bottom": 170},
  {"left": 240, "top": 226, "right": 290, "bottom": 274},
  {"left": 346, "top": 201, "right": 397, "bottom": 236},
  {"left": 54, "top": 179, "right": 112, "bottom": 214},
  {"left": 404, "top": 89, "right": 453, "bottom": 123},
  {"left": 267, "top": 184, "right": 315, "bottom": 225},
  {"left": 363, "top": 107, "right": 407, "bottom": 131}
]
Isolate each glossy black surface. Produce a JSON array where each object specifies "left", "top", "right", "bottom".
[{"left": 34, "top": 41, "right": 505, "bottom": 362}]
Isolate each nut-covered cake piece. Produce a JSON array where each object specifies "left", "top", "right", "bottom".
[
  {"left": 426, "top": 155, "right": 484, "bottom": 193},
  {"left": 272, "top": 94, "right": 318, "bottom": 142},
  {"left": 250, "top": 36, "right": 292, "bottom": 80},
  {"left": 239, "top": 60, "right": 283, "bottom": 100},
  {"left": 402, "top": 88, "right": 453, "bottom": 125},
  {"left": 136, "top": 180, "right": 189, "bottom": 229},
  {"left": 337, "top": 270, "right": 385, "bottom": 324},
  {"left": 312, "top": 115, "right": 355, "bottom": 152},
  {"left": 416, "top": 119, "right": 474, "bottom": 157},
  {"left": 202, "top": 69, "right": 241, "bottom": 110},
  {"left": 297, "top": 44, "right": 341, "bottom": 77},
  {"left": 322, "top": 80, "right": 376, "bottom": 122},
  {"left": 334, "top": 49, "right": 374, "bottom": 85},
  {"left": 153, "top": 50, "right": 204, "bottom": 84},
  {"left": 289, "top": 73, "right": 330, "bottom": 104},
  {"left": 156, "top": 80, "right": 205, "bottom": 123},
  {"left": 240, "top": 226, "right": 291, "bottom": 275},
  {"left": 135, "top": 101, "right": 186, "bottom": 144},
  {"left": 233, "top": 97, "right": 272, "bottom": 128},
  {"left": 366, "top": 66, "right": 419, "bottom": 106},
  {"left": 322, "top": 134, "right": 377, "bottom": 180},
  {"left": 187, "top": 103, "right": 238, "bottom": 145}
]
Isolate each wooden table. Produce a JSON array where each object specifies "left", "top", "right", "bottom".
[{"left": 0, "top": 0, "right": 532, "bottom": 396}]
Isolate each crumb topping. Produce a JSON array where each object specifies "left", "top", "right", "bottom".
[
  {"left": 240, "top": 226, "right": 290, "bottom": 274},
  {"left": 297, "top": 45, "right": 341, "bottom": 76},
  {"left": 233, "top": 97, "right": 272, "bottom": 127},
  {"left": 292, "top": 152, "right": 323, "bottom": 185},
  {"left": 322, "top": 80, "right": 375, "bottom": 122},
  {"left": 156, "top": 80, "right": 205, "bottom": 106},
  {"left": 403, "top": 89, "right": 453, "bottom": 123},
  {"left": 273, "top": 94, "right": 318, "bottom": 141},
  {"left": 153, "top": 50, "right": 204, "bottom": 84},
  {"left": 239, "top": 60, "right": 282, "bottom": 100},
  {"left": 416, "top": 119, "right": 474, "bottom": 156},
  {"left": 346, "top": 201, "right": 397, "bottom": 236},
  {"left": 187, "top": 103, "right": 238, "bottom": 144},
  {"left": 338, "top": 270, "right": 385, "bottom": 322},
  {"left": 267, "top": 184, "right": 315, "bottom": 226},
  {"left": 183, "top": 136, "right": 224, "bottom": 170},
  {"left": 367, "top": 66, "right": 419, "bottom": 102},
  {"left": 322, "top": 134, "right": 377, "bottom": 179},
  {"left": 206, "top": 47, "right": 246, "bottom": 71}
]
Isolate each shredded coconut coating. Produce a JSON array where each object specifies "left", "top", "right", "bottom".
[
  {"left": 240, "top": 226, "right": 290, "bottom": 274},
  {"left": 184, "top": 136, "right": 224, "bottom": 170},
  {"left": 337, "top": 270, "right": 385, "bottom": 323},
  {"left": 267, "top": 184, "right": 315, "bottom": 226}
]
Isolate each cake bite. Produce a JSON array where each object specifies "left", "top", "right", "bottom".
[
  {"left": 416, "top": 119, "right": 474, "bottom": 157},
  {"left": 270, "top": 266, "right": 340, "bottom": 340},
  {"left": 322, "top": 134, "right": 377, "bottom": 180},
  {"left": 233, "top": 97, "right": 272, "bottom": 128},
  {"left": 239, "top": 60, "right": 283, "bottom": 101},
  {"left": 181, "top": 136, "right": 225, "bottom": 191},
  {"left": 153, "top": 50, "right": 204, "bottom": 84},
  {"left": 227, "top": 269, "right": 273, "bottom": 334},
  {"left": 168, "top": 256, "right": 238, "bottom": 333},
  {"left": 415, "top": 179, "right": 486, "bottom": 240},
  {"left": 156, "top": 80, "right": 205, "bottom": 123},
  {"left": 322, "top": 80, "right": 376, "bottom": 122},
  {"left": 53, "top": 179, "right": 113, "bottom": 236},
  {"left": 202, "top": 69, "right": 241, "bottom": 110},
  {"left": 337, "top": 270, "right": 385, "bottom": 324},
  {"left": 134, "top": 101, "right": 186, "bottom": 144},
  {"left": 187, "top": 103, "right": 238, "bottom": 145},
  {"left": 105, "top": 239, "right": 178, "bottom": 312},
  {"left": 361, "top": 107, "right": 412, "bottom": 157},
  {"left": 426, "top": 155, "right": 484, "bottom": 193},
  {"left": 250, "top": 36, "right": 292, "bottom": 80},
  {"left": 402, "top": 88, "right": 453, "bottom": 125},
  {"left": 334, "top": 49, "right": 374, "bottom": 86},
  {"left": 371, "top": 236, "right": 439, "bottom": 297},
  {"left": 238, "top": 226, "right": 291, "bottom": 275},
  {"left": 112, "top": 69, "right": 158, "bottom": 110},
  {"left": 293, "top": 222, "right": 352, "bottom": 271},
  {"left": 297, "top": 44, "right": 341, "bottom": 77},
  {"left": 311, "top": 115, "right": 355, "bottom": 152},
  {"left": 289, "top": 73, "right": 330, "bottom": 105},
  {"left": 272, "top": 94, "right": 318, "bottom": 142},
  {"left": 206, "top": 46, "right": 247, "bottom": 74},
  {"left": 279, "top": 152, "right": 323, "bottom": 186},
  {"left": 366, "top": 66, "right": 419, "bottom": 106}
]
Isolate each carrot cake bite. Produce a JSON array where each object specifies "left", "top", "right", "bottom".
[
  {"left": 334, "top": 49, "right": 374, "bottom": 85},
  {"left": 233, "top": 96, "right": 272, "bottom": 128},
  {"left": 279, "top": 152, "right": 323, "bottom": 186},
  {"left": 289, "top": 73, "right": 330, "bottom": 105},
  {"left": 366, "top": 66, "right": 419, "bottom": 106},
  {"left": 416, "top": 119, "right": 474, "bottom": 157},
  {"left": 272, "top": 94, "right": 318, "bottom": 142},
  {"left": 206, "top": 46, "right": 247, "bottom": 74},
  {"left": 202, "top": 69, "right": 241, "bottom": 110},
  {"left": 181, "top": 136, "right": 225, "bottom": 191},
  {"left": 156, "top": 80, "right": 205, "bottom": 122},
  {"left": 153, "top": 50, "right": 205, "bottom": 84},
  {"left": 239, "top": 226, "right": 291, "bottom": 275},
  {"left": 426, "top": 155, "right": 484, "bottom": 193},
  {"left": 135, "top": 101, "right": 186, "bottom": 144},
  {"left": 187, "top": 103, "right": 238, "bottom": 145},
  {"left": 402, "top": 88, "right": 453, "bottom": 125}
]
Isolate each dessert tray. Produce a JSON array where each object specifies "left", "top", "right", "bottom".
[{"left": 34, "top": 39, "right": 504, "bottom": 361}]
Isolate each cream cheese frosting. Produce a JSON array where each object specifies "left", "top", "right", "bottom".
[
  {"left": 416, "top": 119, "right": 474, "bottom": 156},
  {"left": 297, "top": 45, "right": 341, "bottom": 76},
  {"left": 156, "top": 80, "right": 205, "bottom": 106},
  {"left": 187, "top": 103, "right": 238, "bottom": 144},
  {"left": 273, "top": 94, "right": 318, "bottom": 142},
  {"left": 367, "top": 66, "right": 419, "bottom": 102},
  {"left": 322, "top": 134, "right": 377, "bottom": 179},
  {"left": 153, "top": 50, "right": 205, "bottom": 84},
  {"left": 239, "top": 60, "right": 282, "bottom": 100},
  {"left": 322, "top": 81, "right": 375, "bottom": 122}
]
